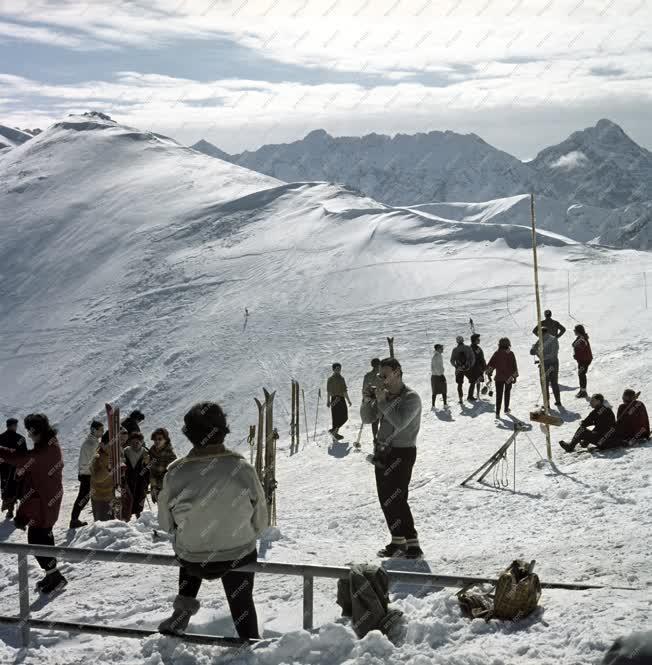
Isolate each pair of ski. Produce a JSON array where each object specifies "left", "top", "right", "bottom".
[
  {"left": 254, "top": 389, "right": 277, "bottom": 527},
  {"left": 105, "top": 402, "right": 124, "bottom": 521}
]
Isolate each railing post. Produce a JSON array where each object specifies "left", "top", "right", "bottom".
[
  {"left": 18, "top": 553, "right": 30, "bottom": 647},
  {"left": 302, "top": 574, "right": 313, "bottom": 630}
]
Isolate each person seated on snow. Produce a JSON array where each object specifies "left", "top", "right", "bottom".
[
  {"left": 559, "top": 394, "right": 616, "bottom": 452},
  {"left": 615, "top": 389, "right": 650, "bottom": 445},
  {"left": 157, "top": 401, "right": 267, "bottom": 639},
  {"left": 123, "top": 432, "right": 150, "bottom": 519},
  {"left": 532, "top": 309, "right": 566, "bottom": 339}
]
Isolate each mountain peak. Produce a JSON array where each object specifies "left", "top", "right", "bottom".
[{"left": 304, "top": 128, "right": 332, "bottom": 142}]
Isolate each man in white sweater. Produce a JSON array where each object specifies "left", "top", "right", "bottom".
[
  {"left": 430, "top": 344, "right": 447, "bottom": 409},
  {"left": 158, "top": 401, "right": 267, "bottom": 639},
  {"left": 69, "top": 420, "right": 103, "bottom": 529}
]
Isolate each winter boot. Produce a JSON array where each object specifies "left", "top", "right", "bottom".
[
  {"left": 69, "top": 519, "right": 87, "bottom": 529},
  {"left": 576, "top": 390, "right": 588, "bottom": 398},
  {"left": 377, "top": 538, "right": 407, "bottom": 558},
  {"left": 158, "top": 595, "right": 200, "bottom": 635},
  {"left": 559, "top": 440, "right": 576, "bottom": 453},
  {"left": 39, "top": 569, "right": 67, "bottom": 594},
  {"left": 405, "top": 538, "right": 423, "bottom": 560}
]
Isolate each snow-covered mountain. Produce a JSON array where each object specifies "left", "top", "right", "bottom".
[
  {"left": 0, "top": 124, "right": 33, "bottom": 151},
  {"left": 530, "top": 118, "right": 652, "bottom": 209},
  {"left": 0, "top": 114, "right": 650, "bottom": 665},
  {"left": 190, "top": 138, "right": 232, "bottom": 161}
]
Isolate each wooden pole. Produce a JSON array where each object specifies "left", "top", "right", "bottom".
[
  {"left": 295, "top": 381, "right": 300, "bottom": 453},
  {"left": 302, "top": 388, "right": 309, "bottom": 447},
  {"left": 313, "top": 388, "right": 321, "bottom": 442},
  {"left": 290, "top": 380, "right": 296, "bottom": 454},
  {"left": 531, "top": 193, "right": 552, "bottom": 460}
]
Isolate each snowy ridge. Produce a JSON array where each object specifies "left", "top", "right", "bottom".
[
  {"left": 0, "top": 114, "right": 650, "bottom": 664},
  {"left": 0, "top": 124, "right": 32, "bottom": 152}
]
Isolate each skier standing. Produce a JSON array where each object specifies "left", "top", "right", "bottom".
[
  {"left": 533, "top": 309, "right": 566, "bottom": 339},
  {"left": 530, "top": 327, "right": 562, "bottom": 407},
  {"left": 362, "top": 358, "right": 381, "bottom": 437},
  {"left": 572, "top": 324, "right": 592, "bottom": 398},
  {"left": 123, "top": 432, "right": 150, "bottom": 519},
  {"left": 158, "top": 401, "right": 266, "bottom": 639},
  {"left": 0, "top": 413, "right": 66, "bottom": 593},
  {"left": 148, "top": 428, "right": 177, "bottom": 503},
  {"left": 450, "top": 336, "right": 475, "bottom": 404},
  {"left": 430, "top": 344, "right": 447, "bottom": 408},
  {"left": 467, "top": 334, "right": 486, "bottom": 401},
  {"left": 0, "top": 418, "right": 27, "bottom": 519},
  {"left": 559, "top": 394, "right": 615, "bottom": 452},
  {"left": 69, "top": 420, "right": 104, "bottom": 529},
  {"left": 486, "top": 338, "right": 519, "bottom": 419},
  {"left": 327, "top": 363, "right": 352, "bottom": 440},
  {"left": 360, "top": 357, "right": 423, "bottom": 559}
]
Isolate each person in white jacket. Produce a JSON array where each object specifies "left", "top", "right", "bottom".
[
  {"left": 158, "top": 401, "right": 267, "bottom": 639},
  {"left": 430, "top": 344, "right": 447, "bottom": 408},
  {"left": 69, "top": 420, "right": 103, "bottom": 529}
]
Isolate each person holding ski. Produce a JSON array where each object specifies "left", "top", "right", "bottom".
[
  {"left": 362, "top": 358, "right": 382, "bottom": 437},
  {"left": 615, "top": 390, "right": 650, "bottom": 445},
  {"left": 158, "top": 401, "right": 266, "bottom": 639},
  {"left": 124, "top": 432, "right": 150, "bottom": 519},
  {"left": 0, "top": 418, "right": 27, "bottom": 519},
  {"left": 532, "top": 309, "right": 566, "bottom": 339},
  {"left": 147, "top": 428, "right": 177, "bottom": 503},
  {"left": 450, "top": 336, "right": 475, "bottom": 404},
  {"left": 0, "top": 413, "right": 67, "bottom": 593},
  {"left": 69, "top": 420, "right": 104, "bottom": 529},
  {"left": 121, "top": 409, "right": 145, "bottom": 434},
  {"left": 572, "top": 324, "right": 592, "bottom": 398},
  {"left": 559, "top": 394, "right": 616, "bottom": 452},
  {"left": 467, "top": 334, "right": 486, "bottom": 401},
  {"left": 327, "top": 363, "right": 352, "bottom": 440},
  {"left": 430, "top": 344, "right": 447, "bottom": 409},
  {"left": 360, "top": 357, "right": 423, "bottom": 559},
  {"left": 486, "top": 338, "right": 519, "bottom": 419},
  {"left": 530, "top": 327, "right": 562, "bottom": 407}
]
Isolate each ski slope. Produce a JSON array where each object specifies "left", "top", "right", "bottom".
[{"left": 0, "top": 115, "right": 650, "bottom": 665}]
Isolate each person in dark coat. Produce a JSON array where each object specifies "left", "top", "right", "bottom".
[
  {"left": 572, "top": 324, "right": 592, "bottom": 398},
  {"left": 0, "top": 418, "right": 27, "bottom": 519},
  {"left": 615, "top": 389, "right": 650, "bottom": 444},
  {"left": 123, "top": 432, "right": 150, "bottom": 519},
  {"left": 450, "top": 336, "right": 475, "bottom": 404},
  {"left": 147, "top": 428, "right": 177, "bottom": 503},
  {"left": 532, "top": 309, "right": 566, "bottom": 338},
  {"left": 467, "top": 333, "right": 486, "bottom": 401},
  {"left": 486, "top": 338, "right": 519, "bottom": 419},
  {"left": 0, "top": 413, "right": 67, "bottom": 593},
  {"left": 121, "top": 409, "right": 145, "bottom": 434},
  {"left": 559, "top": 394, "right": 616, "bottom": 452},
  {"left": 327, "top": 363, "right": 352, "bottom": 440}
]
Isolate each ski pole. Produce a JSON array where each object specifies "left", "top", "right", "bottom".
[
  {"left": 313, "top": 388, "right": 321, "bottom": 442},
  {"left": 302, "top": 388, "right": 309, "bottom": 448}
]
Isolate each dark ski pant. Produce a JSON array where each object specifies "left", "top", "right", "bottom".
[
  {"left": 577, "top": 363, "right": 589, "bottom": 391},
  {"left": 374, "top": 447, "right": 417, "bottom": 541},
  {"left": 92, "top": 499, "right": 113, "bottom": 521},
  {"left": 178, "top": 549, "right": 260, "bottom": 640},
  {"left": 570, "top": 428, "right": 618, "bottom": 450},
  {"left": 455, "top": 371, "right": 471, "bottom": 401},
  {"left": 543, "top": 361, "right": 561, "bottom": 404},
  {"left": 27, "top": 526, "right": 56, "bottom": 571},
  {"left": 495, "top": 381, "right": 512, "bottom": 416},
  {"left": 431, "top": 375, "right": 447, "bottom": 406},
  {"left": 330, "top": 397, "right": 348, "bottom": 430},
  {"left": 70, "top": 474, "right": 91, "bottom": 523},
  {"left": 371, "top": 420, "right": 379, "bottom": 438}
]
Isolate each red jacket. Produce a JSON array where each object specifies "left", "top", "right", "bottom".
[
  {"left": 617, "top": 401, "right": 650, "bottom": 441},
  {"left": 487, "top": 349, "right": 518, "bottom": 383},
  {"left": 0, "top": 438, "right": 64, "bottom": 528},
  {"left": 572, "top": 336, "right": 593, "bottom": 366}
]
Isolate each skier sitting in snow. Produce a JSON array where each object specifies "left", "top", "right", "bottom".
[
  {"left": 362, "top": 358, "right": 382, "bottom": 437},
  {"left": 361, "top": 357, "right": 423, "bottom": 560},
  {"left": 0, "top": 413, "right": 67, "bottom": 593},
  {"left": 450, "top": 336, "right": 475, "bottom": 404},
  {"left": 123, "top": 432, "right": 150, "bottom": 519},
  {"left": 430, "top": 344, "right": 447, "bottom": 409},
  {"left": 147, "top": 427, "right": 177, "bottom": 503},
  {"left": 69, "top": 420, "right": 104, "bottom": 529},
  {"left": 327, "top": 363, "right": 352, "bottom": 440},
  {"left": 559, "top": 394, "right": 616, "bottom": 452},
  {"left": 572, "top": 324, "right": 592, "bottom": 399},
  {"left": 0, "top": 418, "right": 27, "bottom": 520},
  {"left": 532, "top": 309, "right": 566, "bottom": 339},
  {"left": 615, "top": 389, "right": 650, "bottom": 445},
  {"left": 158, "top": 401, "right": 267, "bottom": 639}
]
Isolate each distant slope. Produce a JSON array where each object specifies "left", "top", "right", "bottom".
[
  {"left": 0, "top": 124, "right": 33, "bottom": 150},
  {"left": 191, "top": 138, "right": 232, "bottom": 161}
]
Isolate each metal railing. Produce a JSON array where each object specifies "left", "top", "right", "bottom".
[{"left": 0, "top": 542, "right": 633, "bottom": 649}]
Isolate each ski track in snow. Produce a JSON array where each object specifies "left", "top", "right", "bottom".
[{"left": 0, "top": 116, "right": 650, "bottom": 665}]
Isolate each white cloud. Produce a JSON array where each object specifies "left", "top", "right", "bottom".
[{"left": 550, "top": 151, "right": 589, "bottom": 169}]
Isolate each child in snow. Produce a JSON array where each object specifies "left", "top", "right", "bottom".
[
  {"left": 158, "top": 401, "right": 266, "bottom": 639},
  {"left": 430, "top": 344, "right": 447, "bottom": 408}
]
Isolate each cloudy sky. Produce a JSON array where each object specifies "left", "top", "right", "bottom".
[{"left": 1, "top": 0, "right": 651, "bottom": 158}]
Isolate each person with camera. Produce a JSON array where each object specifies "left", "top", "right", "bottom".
[{"left": 360, "top": 357, "right": 423, "bottom": 559}]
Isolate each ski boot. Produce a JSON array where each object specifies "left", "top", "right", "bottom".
[
  {"left": 377, "top": 540, "right": 407, "bottom": 558},
  {"left": 404, "top": 540, "right": 424, "bottom": 560},
  {"left": 39, "top": 569, "right": 67, "bottom": 594},
  {"left": 576, "top": 390, "right": 588, "bottom": 398},
  {"left": 158, "top": 595, "right": 200, "bottom": 635},
  {"left": 559, "top": 440, "right": 575, "bottom": 453}
]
